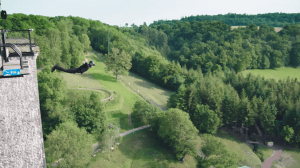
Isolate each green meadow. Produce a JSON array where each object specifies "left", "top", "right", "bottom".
[{"left": 241, "top": 66, "right": 300, "bottom": 81}]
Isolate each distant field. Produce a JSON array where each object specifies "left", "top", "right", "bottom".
[
  {"left": 231, "top": 26, "right": 282, "bottom": 32},
  {"left": 240, "top": 66, "right": 300, "bottom": 81}
]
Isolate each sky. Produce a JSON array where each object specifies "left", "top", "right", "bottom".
[{"left": 2, "top": 0, "right": 300, "bottom": 27}]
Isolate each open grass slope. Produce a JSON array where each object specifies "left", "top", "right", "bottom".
[
  {"left": 240, "top": 66, "right": 300, "bottom": 81},
  {"left": 87, "top": 53, "right": 142, "bottom": 113},
  {"left": 118, "top": 71, "right": 173, "bottom": 110},
  {"left": 87, "top": 128, "right": 198, "bottom": 168},
  {"left": 64, "top": 88, "right": 109, "bottom": 106}
]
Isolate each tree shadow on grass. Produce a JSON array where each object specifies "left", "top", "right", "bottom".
[
  {"left": 89, "top": 72, "right": 116, "bottom": 83},
  {"left": 134, "top": 80, "right": 155, "bottom": 90},
  {"left": 214, "top": 129, "right": 247, "bottom": 145}
]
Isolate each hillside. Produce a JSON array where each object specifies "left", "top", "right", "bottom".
[{"left": 2, "top": 12, "right": 300, "bottom": 168}]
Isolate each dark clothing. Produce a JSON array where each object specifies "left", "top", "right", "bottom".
[
  {"left": 78, "top": 63, "right": 90, "bottom": 74},
  {"left": 52, "top": 63, "right": 90, "bottom": 74}
]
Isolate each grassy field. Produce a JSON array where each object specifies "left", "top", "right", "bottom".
[
  {"left": 66, "top": 88, "right": 109, "bottom": 101},
  {"left": 240, "top": 66, "right": 300, "bottom": 81},
  {"left": 87, "top": 128, "right": 199, "bottom": 168},
  {"left": 118, "top": 71, "right": 173, "bottom": 110}
]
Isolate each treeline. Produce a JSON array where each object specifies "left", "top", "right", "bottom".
[
  {"left": 151, "top": 21, "right": 300, "bottom": 71},
  {"left": 167, "top": 69, "right": 300, "bottom": 147},
  {"left": 130, "top": 68, "right": 300, "bottom": 166},
  {"left": 0, "top": 14, "right": 119, "bottom": 167},
  {"left": 149, "top": 12, "right": 300, "bottom": 27},
  {"left": 0, "top": 14, "right": 91, "bottom": 69},
  {"left": 119, "top": 20, "right": 300, "bottom": 92},
  {"left": 38, "top": 66, "right": 117, "bottom": 167}
]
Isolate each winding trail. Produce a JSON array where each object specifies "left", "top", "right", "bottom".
[{"left": 261, "top": 146, "right": 283, "bottom": 168}]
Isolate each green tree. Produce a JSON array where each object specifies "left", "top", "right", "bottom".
[
  {"left": 262, "top": 56, "right": 270, "bottom": 69},
  {"left": 239, "top": 89, "right": 255, "bottom": 126},
  {"left": 44, "top": 121, "right": 94, "bottom": 168},
  {"left": 281, "top": 125, "right": 294, "bottom": 143},
  {"left": 200, "top": 134, "right": 241, "bottom": 167},
  {"left": 221, "top": 89, "right": 240, "bottom": 124},
  {"left": 80, "top": 34, "right": 92, "bottom": 53},
  {"left": 290, "top": 41, "right": 300, "bottom": 67},
  {"left": 104, "top": 47, "right": 132, "bottom": 82},
  {"left": 46, "top": 28, "right": 62, "bottom": 66},
  {"left": 69, "top": 35, "right": 85, "bottom": 68},
  {"left": 193, "top": 104, "right": 220, "bottom": 134},
  {"left": 174, "top": 84, "right": 188, "bottom": 112},
  {"left": 157, "top": 108, "right": 199, "bottom": 160},
  {"left": 57, "top": 20, "right": 72, "bottom": 68},
  {"left": 161, "top": 60, "right": 181, "bottom": 84},
  {"left": 131, "top": 100, "right": 161, "bottom": 127},
  {"left": 143, "top": 55, "right": 162, "bottom": 80},
  {"left": 35, "top": 35, "right": 52, "bottom": 68},
  {"left": 38, "top": 66, "right": 69, "bottom": 140},
  {"left": 70, "top": 92, "right": 107, "bottom": 134}
]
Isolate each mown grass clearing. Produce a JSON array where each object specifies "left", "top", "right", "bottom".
[
  {"left": 87, "top": 128, "right": 198, "bottom": 168},
  {"left": 118, "top": 71, "right": 173, "bottom": 110},
  {"left": 95, "top": 51, "right": 173, "bottom": 109},
  {"left": 241, "top": 66, "right": 300, "bottom": 81},
  {"left": 59, "top": 70, "right": 104, "bottom": 89},
  {"left": 66, "top": 88, "right": 109, "bottom": 102},
  {"left": 87, "top": 53, "right": 141, "bottom": 113}
]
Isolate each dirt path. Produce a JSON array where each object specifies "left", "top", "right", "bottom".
[
  {"left": 262, "top": 146, "right": 283, "bottom": 168},
  {"left": 119, "top": 125, "right": 151, "bottom": 137}
]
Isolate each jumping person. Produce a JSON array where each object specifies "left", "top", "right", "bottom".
[{"left": 51, "top": 58, "right": 96, "bottom": 74}]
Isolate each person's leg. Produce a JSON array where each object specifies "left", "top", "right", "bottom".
[{"left": 51, "top": 66, "right": 79, "bottom": 73}]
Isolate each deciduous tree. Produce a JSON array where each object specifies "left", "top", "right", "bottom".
[
  {"left": 157, "top": 108, "right": 199, "bottom": 160},
  {"left": 104, "top": 47, "right": 132, "bottom": 82},
  {"left": 44, "top": 121, "right": 94, "bottom": 168}
]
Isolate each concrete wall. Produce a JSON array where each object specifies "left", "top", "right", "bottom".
[{"left": 0, "top": 50, "right": 46, "bottom": 168}]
